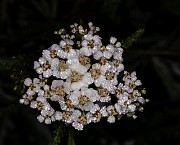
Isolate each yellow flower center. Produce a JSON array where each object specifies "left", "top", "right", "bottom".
[
  {"left": 58, "top": 60, "right": 67, "bottom": 71},
  {"left": 93, "top": 111, "right": 102, "bottom": 120},
  {"left": 50, "top": 50, "right": 57, "bottom": 58},
  {"left": 52, "top": 86, "right": 65, "bottom": 96},
  {"left": 109, "top": 108, "right": 118, "bottom": 116},
  {"left": 105, "top": 71, "right": 114, "bottom": 80},
  {"left": 62, "top": 111, "right": 72, "bottom": 120},
  {"left": 100, "top": 46, "right": 106, "bottom": 51},
  {"left": 97, "top": 87, "right": 109, "bottom": 97},
  {"left": 65, "top": 99, "right": 73, "bottom": 108},
  {"left": 77, "top": 115, "right": 87, "bottom": 125},
  {"left": 113, "top": 59, "right": 120, "bottom": 67},
  {"left": 70, "top": 71, "right": 82, "bottom": 82},
  {"left": 88, "top": 40, "right": 94, "bottom": 48},
  {"left": 79, "top": 95, "right": 89, "bottom": 105},
  {"left": 99, "top": 57, "right": 107, "bottom": 65},
  {"left": 63, "top": 45, "right": 72, "bottom": 52},
  {"left": 41, "top": 63, "right": 50, "bottom": 71},
  {"left": 36, "top": 101, "right": 44, "bottom": 110},
  {"left": 79, "top": 55, "right": 90, "bottom": 66},
  {"left": 90, "top": 68, "right": 101, "bottom": 79}
]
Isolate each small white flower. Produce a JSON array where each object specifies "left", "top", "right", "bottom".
[
  {"left": 24, "top": 78, "right": 41, "bottom": 97},
  {"left": 19, "top": 94, "right": 33, "bottom": 105},
  {"left": 110, "top": 37, "right": 117, "bottom": 44},
  {"left": 113, "top": 47, "right": 123, "bottom": 61},
  {"left": 51, "top": 80, "right": 69, "bottom": 97},
  {"left": 57, "top": 39, "right": 76, "bottom": 59},
  {"left": 34, "top": 57, "right": 52, "bottom": 78},
  {"left": 117, "top": 93, "right": 129, "bottom": 105},
  {"left": 30, "top": 96, "right": 48, "bottom": 109},
  {"left": 84, "top": 104, "right": 103, "bottom": 123},
  {"left": 80, "top": 34, "right": 102, "bottom": 56},
  {"left": 93, "top": 49, "right": 112, "bottom": 60},
  {"left": 114, "top": 103, "right": 126, "bottom": 115},
  {"left": 52, "top": 61, "right": 71, "bottom": 79},
  {"left": 68, "top": 71, "right": 93, "bottom": 91},
  {"left": 128, "top": 104, "right": 136, "bottom": 112},
  {"left": 42, "top": 44, "right": 60, "bottom": 61},
  {"left": 100, "top": 106, "right": 108, "bottom": 117},
  {"left": 45, "top": 117, "right": 52, "bottom": 124},
  {"left": 72, "top": 122, "right": 84, "bottom": 130},
  {"left": 24, "top": 78, "right": 32, "bottom": 86},
  {"left": 61, "top": 110, "right": 74, "bottom": 124},
  {"left": 69, "top": 87, "right": 99, "bottom": 111},
  {"left": 67, "top": 57, "right": 88, "bottom": 74},
  {"left": 71, "top": 110, "right": 88, "bottom": 130},
  {"left": 37, "top": 115, "right": 45, "bottom": 123},
  {"left": 107, "top": 115, "right": 116, "bottom": 123},
  {"left": 55, "top": 111, "right": 62, "bottom": 121}
]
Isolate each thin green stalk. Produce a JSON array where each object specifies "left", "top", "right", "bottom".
[
  {"left": 68, "top": 126, "right": 76, "bottom": 145},
  {"left": 49, "top": 124, "right": 66, "bottom": 145}
]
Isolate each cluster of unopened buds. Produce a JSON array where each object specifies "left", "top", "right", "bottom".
[{"left": 20, "top": 22, "right": 149, "bottom": 130}]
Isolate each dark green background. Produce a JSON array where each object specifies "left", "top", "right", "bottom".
[{"left": 0, "top": 0, "right": 180, "bottom": 145}]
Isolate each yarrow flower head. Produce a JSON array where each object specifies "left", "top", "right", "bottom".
[{"left": 20, "top": 22, "right": 149, "bottom": 130}]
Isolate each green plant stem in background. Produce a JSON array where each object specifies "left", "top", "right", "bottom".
[
  {"left": 68, "top": 126, "right": 76, "bottom": 145},
  {"left": 49, "top": 124, "right": 66, "bottom": 145},
  {"left": 49, "top": 124, "right": 75, "bottom": 145},
  {"left": 122, "top": 28, "right": 145, "bottom": 49}
]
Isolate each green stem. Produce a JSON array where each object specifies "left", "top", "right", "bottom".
[
  {"left": 49, "top": 124, "right": 65, "bottom": 145},
  {"left": 67, "top": 126, "right": 76, "bottom": 145}
]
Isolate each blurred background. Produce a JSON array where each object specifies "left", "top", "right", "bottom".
[{"left": 0, "top": 0, "right": 180, "bottom": 145}]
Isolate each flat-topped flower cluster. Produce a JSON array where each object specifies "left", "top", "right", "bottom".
[{"left": 20, "top": 22, "right": 148, "bottom": 130}]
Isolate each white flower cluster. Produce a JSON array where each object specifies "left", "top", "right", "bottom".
[{"left": 20, "top": 22, "right": 149, "bottom": 130}]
